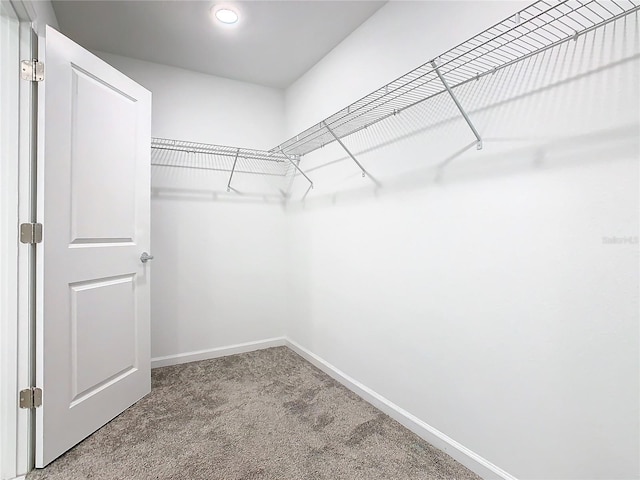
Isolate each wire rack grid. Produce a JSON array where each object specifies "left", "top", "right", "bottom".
[
  {"left": 273, "top": 0, "right": 640, "bottom": 158},
  {"left": 150, "top": 137, "right": 298, "bottom": 179}
]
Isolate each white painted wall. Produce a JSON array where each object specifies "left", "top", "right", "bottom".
[
  {"left": 284, "top": 2, "right": 639, "bottom": 480},
  {"left": 94, "top": 52, "right": 284, "bottom": 149},
  {"left": 93, "top": 52, "right": 289, "bottom": 361}
]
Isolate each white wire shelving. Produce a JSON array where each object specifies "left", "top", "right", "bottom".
[
  {"left": 151, "top": 137, "right": 306, "bottom": 194},
  {"left": 152, "top": 138, "right": 291, "bottom": 175},
  {"left": 151, "top": 0, "right": 639, "bottom": 198},
  {"left": 274, "top": 0, "right": 639, "bottom": 160}
]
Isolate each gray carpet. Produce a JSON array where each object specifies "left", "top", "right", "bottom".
[{"left": 28, "top": 347, "right": 481, "bottom": 479}]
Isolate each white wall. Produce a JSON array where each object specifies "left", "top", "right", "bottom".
[
  {"left": 95, "top": 52, "right": 284, "bottom": 149},
  {"left": 284, "top": 2, "right": 639, "bottom": 480},
  {"left": 94, "top": 52, "right": 289, "bottom": 361}
]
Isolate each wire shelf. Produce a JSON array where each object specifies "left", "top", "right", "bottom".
[
  {"left": 151, "top": 137, "right": 295, "bottom": 177},
  {"left": 274, "top": 0, "right": 639, "bottom": 158}
]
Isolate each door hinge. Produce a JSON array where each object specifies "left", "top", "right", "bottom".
[
  {"left": 20, "top": 223, "right": 43, "bottom": 244},
  {"left": 19, "top": 387, "right": 42, "bottom": 409},
  {"left": 20, "top": 59, "right": 44, "bottom": 82}
]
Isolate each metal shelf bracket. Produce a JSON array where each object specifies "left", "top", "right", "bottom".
[
  {"left": 279, "top": 149, "right": 314, "bottom": 189},
  {"left": 322, "top": 122, "right": 381, "bottom": 187},
  {"left": 431, "top": 61, "right": 483, "bottom": 150},
  {"left": 302, "top": 184, "right": 313, "bottom": 201},
  {"left": 227, "top": 148, "right": 240, "bottom": 192},
  {"left": 323, "top": 121, "right": 366, "bottom": 177}
]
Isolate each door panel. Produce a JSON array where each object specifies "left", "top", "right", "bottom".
[
  {"left": 70, "top": 275, "right": 137, "bottom": 403},
  {"left": 36, "top": 26, "right": 151, "bottom": 467},
  {"left": 70, "top": 66, "right": 137, "bottom": 243}
]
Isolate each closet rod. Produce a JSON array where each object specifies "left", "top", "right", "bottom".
[{"left": 149, "top": 163, "right": 287, "bottom": 177}]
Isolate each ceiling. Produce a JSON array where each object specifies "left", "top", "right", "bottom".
[{"left": 52, "top": 1, "right": 386, "bottom": 88}]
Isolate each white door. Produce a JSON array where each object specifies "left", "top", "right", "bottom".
[{"left": 36, "top": 26, "right": 152, "bottom": 467}]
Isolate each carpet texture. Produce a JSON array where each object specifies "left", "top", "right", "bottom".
[{"left": 28, "top": 347, "right": 481, "bottom": 479}]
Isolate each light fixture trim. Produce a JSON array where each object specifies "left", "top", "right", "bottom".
[{"left": 214, "top": 7, "right": 239, "bottom": 25}]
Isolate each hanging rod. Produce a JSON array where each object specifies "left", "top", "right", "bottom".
[{"left": 274, "top": 0, "right": 640, "bottom": 158}]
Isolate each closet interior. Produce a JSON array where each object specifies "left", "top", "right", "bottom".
[{"left": 4, "top": 0, "right": 638, "bottom": 478}]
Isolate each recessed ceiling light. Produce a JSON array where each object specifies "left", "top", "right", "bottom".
[{"left": 213, "top": 7, "right": 239, "bottom": 25}]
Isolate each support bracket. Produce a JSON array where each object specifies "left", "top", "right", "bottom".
[
  {"left": 431, "top": 61, "right": 483, "bottom": 150},
  {"left": 323, "top": 122, "right": 381, "bottom": 187},
  {"left": 227, "top": 148, "right": 240, "bottom": 192},
  {"left": 323, "top": 122, "right": 366, "bottom": 177},
  {"left": 279, "top": 149, "right": 313, "bottom": 189},
  {"left": 302, "top": 183, "right": 313, "bottom": 201}
]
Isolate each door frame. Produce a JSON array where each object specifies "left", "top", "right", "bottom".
[{"left": 1, "top": 1, "right": 37, "bottom": 478}]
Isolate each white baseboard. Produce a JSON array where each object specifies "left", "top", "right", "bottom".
[
  {"left": 150, "top": 337, "right": 286, "bottom": 368},
  {"left": 285, "top": 338, "right": 517, "bottom": 480}
]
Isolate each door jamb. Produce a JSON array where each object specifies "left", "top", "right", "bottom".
[{"left": 1, "top": 1, "right": 37, "bottom": 478}]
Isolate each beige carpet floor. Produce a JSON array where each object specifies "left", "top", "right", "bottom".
[{"left": 28, "top": 347, "right": 481, "bottom": 479}]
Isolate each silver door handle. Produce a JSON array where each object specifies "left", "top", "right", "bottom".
[{"left": 140, "top": 252, "right": 154, "bottom": 263}]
